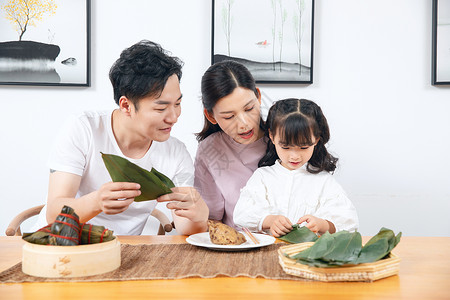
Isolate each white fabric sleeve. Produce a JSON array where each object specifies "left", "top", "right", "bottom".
[
  {"left": 314, "top": 176, "right": 359, "bottom": 232},
  {"left": 233, "top": 170, "right": 273, "bottom": 232},
  {"left": 48, "top": 115, "right": 91, "bottom": 176},
  {"left": 172, "top": 142, "right": 194, "bottom": 187}
]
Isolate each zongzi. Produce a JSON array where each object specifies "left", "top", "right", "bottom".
[
  {"left": 80, "top": 223, "right": 115, "bottom": 244},
  {"left": 22, "top": 224, "right": 52, "bottom": 245},
  {"left": 48, "top": 205, "right": 82, "bottom": 246},
  {"left": 208, "top": 220, "right": 246, "bottom": 245},
  {"left": 23, "top": 206, "right": 116, "bottom": 246}
]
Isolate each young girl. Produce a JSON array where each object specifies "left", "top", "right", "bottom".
[
  {"left": 194, "top": 61, "right": 267, "bottom": 229},
  {"left": 234, "top": 98, "right": 358, "bottom": 237}
]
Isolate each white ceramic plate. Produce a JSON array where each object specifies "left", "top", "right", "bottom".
[{"left": 186, "top": 232, "right": 275, "bottom": 251}]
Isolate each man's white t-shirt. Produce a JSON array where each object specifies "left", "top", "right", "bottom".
[{"left": 34, "top": 110, "right": 194, "bottom": 235}]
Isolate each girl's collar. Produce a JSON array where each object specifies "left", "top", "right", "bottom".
[{"left": 274, "top": 159, "right": 308, "bottom": 174}]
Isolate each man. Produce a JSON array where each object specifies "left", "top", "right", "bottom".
[{"left": 36, "top": 40, "right": 208, "bottom": 235}]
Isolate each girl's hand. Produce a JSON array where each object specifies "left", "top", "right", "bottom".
[
  {"left": 297, "top": 215, "right": 334, "bottom": 234},
  {"left": 95, "top": 182, "right": 141, "bottom": 215},
  {"left": 263, "top": 215, "right": 293, "bottom": 237}
]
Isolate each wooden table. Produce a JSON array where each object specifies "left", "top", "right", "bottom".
[{"left": 0, "top": 236, "right": 449, "bottom": 299}]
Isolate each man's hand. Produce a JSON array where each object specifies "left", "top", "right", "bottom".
[
  {"left": 157, "top": 187, "right": 209, "bottom": 223},
  {"left": 47, "top": 171, "right": 141, "bottom": 223},
  {"left": 95, "top": 182, "right": 141, "bottom": 214}
]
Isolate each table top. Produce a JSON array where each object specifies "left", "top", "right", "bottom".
[{"left": 1, "top": 235, "right": 449, "bottom": 300}]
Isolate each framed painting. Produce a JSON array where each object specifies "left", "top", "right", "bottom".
[
  {"left": 0, "top": 0, "right": 91, "bottom": 86},
  {"left": 432, "top": 0, "right": 450, "bottom": 85},
  {"left": 212, "top": 0, "right": 314, "bottom": 84}
]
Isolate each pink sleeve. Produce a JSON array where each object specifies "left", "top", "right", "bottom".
[{"left": 194, "top": 153, "right": 225, "bottom": 221}]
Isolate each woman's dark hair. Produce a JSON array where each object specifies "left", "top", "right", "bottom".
[
  {"left": 258, "top": 98, "right": 338, "bottom": 174},
  {"left": 109, "top": 40, "right": 183, "bottom": 109},
  {"left": 196, "top": 60, "right": 264, "bottom": 141}
]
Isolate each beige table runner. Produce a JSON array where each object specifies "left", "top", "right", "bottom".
[{"left": 0, "top": 243, "right": 303, "bottom": 283}]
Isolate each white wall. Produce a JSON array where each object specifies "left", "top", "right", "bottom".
[{"left": 1, "top": 0, "right": 448, "bottom": 237}]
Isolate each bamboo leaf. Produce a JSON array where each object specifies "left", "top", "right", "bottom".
[
  {"left": 393, "top": 232, "right": 402, "bottom": 248},
  {"left": 279, "top": 224, "right": 318, "bottom": 244},
  {"left": 151, "top": 167, "right": 175, "bottom": 189},
  {"left": 288, "top": 227, "right": 401, "bottom": 268},
  {"left": 356, "top": 238, "right": 389, "bottom": 264},
  {"left": 321, "top": 231, "right": 362, "bottom": 264},
  {"left": 356, "top": 228, "right": 402, "bottom": 264},
  {"left": 363, "top": 227, "right": 393, "bottom": 248},
  {"left": 290, "top": 232, "right": 334, "bottom": 260},
  {"left": 101, "top": 152, "right": 174, "bottom": 202}
]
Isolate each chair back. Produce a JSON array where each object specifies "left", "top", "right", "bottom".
[{"left": 5, "top": 205, "right": 172, "bottom": 236}]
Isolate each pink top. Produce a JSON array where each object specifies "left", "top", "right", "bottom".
[{"left": 194, "top": 131, "right": 267, "bottom": 228}]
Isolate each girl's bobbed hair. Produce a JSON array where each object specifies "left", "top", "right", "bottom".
[
  {"left": 196, "top": 60, "right": 264, "bottom": 141},
  {"left": 259, "top": 98, "right": 338, "bottom": 174}
]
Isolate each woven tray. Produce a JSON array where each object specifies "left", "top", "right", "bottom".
[{"left": 278, "top": 242, "right": 400, "bottom": 282}]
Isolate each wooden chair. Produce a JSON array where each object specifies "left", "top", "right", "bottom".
[{"left": 5, "top": 204, "right": 173, "bottom": 236}]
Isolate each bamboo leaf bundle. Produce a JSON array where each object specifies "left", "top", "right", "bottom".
[{"left": 101, "top": 152, "right": 175, "bottom": 202}]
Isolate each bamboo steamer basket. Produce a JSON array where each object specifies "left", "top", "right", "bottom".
[
  {"left": 22, "top": 238, "right": 121, "bottom": 278},
  {"left": 278, "top": 242, "right": 400, "bottom": 282}
]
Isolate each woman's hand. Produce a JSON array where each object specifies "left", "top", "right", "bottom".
[
  {"left": 297, "top": 215, "right": 335, "bottom": 234},
  {"left": 157, "top": 187, "right": 209, "bottom": 223},
  {"left": 95, "top": 182, "right": 141, "bottom": 215},
  {"left": 263, "top": 215, "right": 293, "bottom": 237}
]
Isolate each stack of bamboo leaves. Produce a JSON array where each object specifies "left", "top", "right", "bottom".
[
  {"left": 280, "top": 225, "right": 401, "bottom": 267},
  {"left": 101, "top": 152, "right": 175, "bottom": 201}
]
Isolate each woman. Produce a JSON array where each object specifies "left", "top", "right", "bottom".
[{"left": 194, "top": 61, "right": 267, "bottom": 229}]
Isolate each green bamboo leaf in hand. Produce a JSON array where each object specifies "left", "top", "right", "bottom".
[
  {"left": 279, "top": 224, "right": 318, "bottom": 244},
  {"left": 151, "top": 167, "right": 175, "bottom": 189},
  {"left": 101, "top": 152, "right": 174, "bottom": 202}
]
